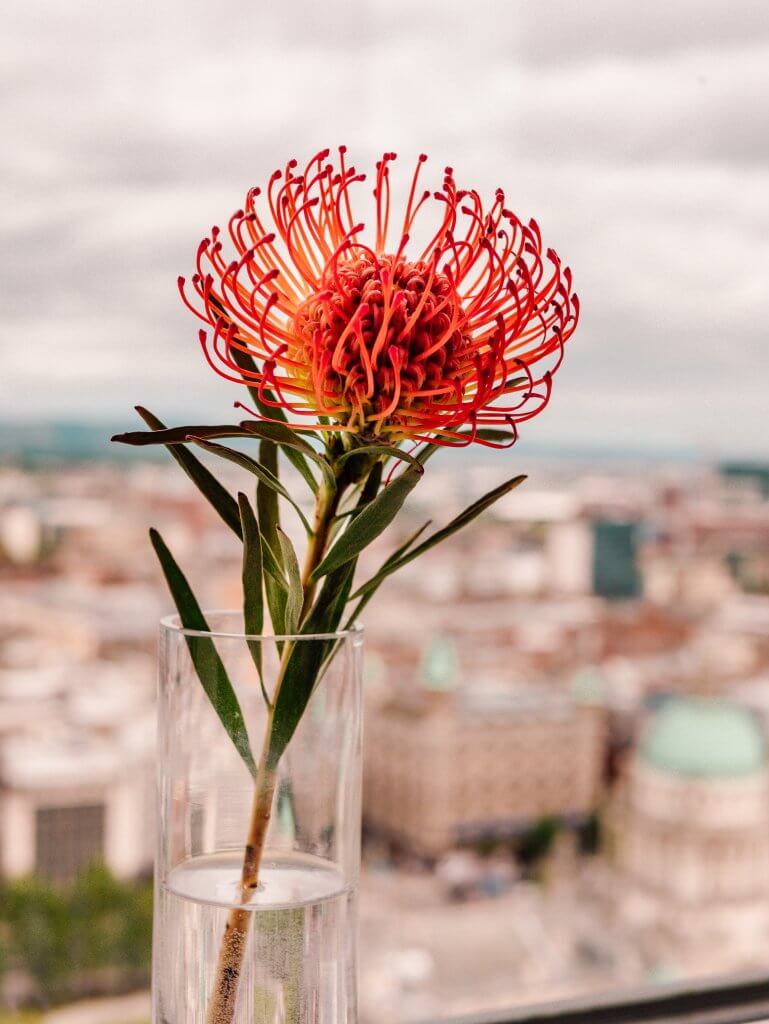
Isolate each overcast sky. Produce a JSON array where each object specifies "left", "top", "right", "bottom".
[{"left": 2, "top": 0, "right": 768, "bottom": 456}]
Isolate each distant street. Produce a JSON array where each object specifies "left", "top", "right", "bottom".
[{"left": 41, "top": 992, "right": 149, "bottom": 1024}]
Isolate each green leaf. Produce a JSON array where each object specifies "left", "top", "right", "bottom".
[
  {"left": 350, "top": 474, "right": 527, "bottom": 601},
  {"left": 256, "top": 440, "right": 288, "bottom": 639},
  {"left": 309, "top": 559, "right": 358, "bottom": 638},
  {"left": 266, "top": 631, "right": 328, "bottom": 769},
  {"left": 149, "top": 528, "right": 256, "bottom": 777},
  {"left": 311, "top": 461, "right": 423, "bottom": 580},
  {"left": 470, "top": 428, "right": 519, "bottom": 444},
  {"left": 359, "top": 459, "right": 385, "bottom": 504},
  {"left": 111, "top": 423, "right": 253, "bottom": 446},
  {"left": 262, "top": 555, "right": 288, "bottom": 638},
  {"left": 238, "top": 493, "right": 270, "bottom": 707},
  {"left": 387, "top": 519, "right": 433, "bottom": 563},
  {"left": 190, "top": 437, "right": 312, "bottom": 535},
  {"left": 413, "top": 441, "right": 441, "bottom": 467},
  {"left": 335, "top": 444, "right": 419, "bottom": 470},
  {"left": 277, "top": 529, "right": 303, "bottom": 634},
  {"left": 413, "top": 428, "right": 514, "bottom": 467},
  {"left": 239, "top": 420, "right": 320, "bottom": 454},
  {"left": 239, "top": 421, "right": 336, "bottom": 493},
  {"left": 256, "top": 439, "right": 281, "bottom": 557},
  {"left": 259, "top": 533, "right": 286, "bottom": 587},
  {"left": 126, "top": 409, "right": 242, "bottom": 538},
  {"left": 238, "top": 493, "right": 263, "bottom": 638},
  {"left": 345, "top": 519, "right": 432, "bottom": 626}
]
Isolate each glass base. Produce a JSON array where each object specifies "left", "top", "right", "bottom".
[{"left": 154, "top": 853, "right": 356, "bottom": 1024}]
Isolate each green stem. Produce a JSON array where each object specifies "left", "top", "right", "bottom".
[{"left": 299, "top": 475, "right": 341, "bottom": 621}]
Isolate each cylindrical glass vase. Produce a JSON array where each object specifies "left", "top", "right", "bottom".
[{"left": 154, "top": 614, "right": 364, "bottom": 1024}]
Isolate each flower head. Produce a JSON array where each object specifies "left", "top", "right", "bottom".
[{"left": 179, "top": 149, "right": 579, "bottom": 447}]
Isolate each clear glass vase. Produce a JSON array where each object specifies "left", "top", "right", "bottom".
[{"left": 154, "top": 613, "right": 364, "bottom": 1024}]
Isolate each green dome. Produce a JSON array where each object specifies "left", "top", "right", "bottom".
[
  {"left": 420, "top": 635, "right": 460, "bottom": 692},
  {"left": 571, "top": 666, "right": 606, "bottom": 705},
  {"left": 641, "top": 697, "right": 766, "bottom": 778}
]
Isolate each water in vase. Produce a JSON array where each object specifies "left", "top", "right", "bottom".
[{"left": 154, "top": 852, "right": 356, "bottom": 1024}]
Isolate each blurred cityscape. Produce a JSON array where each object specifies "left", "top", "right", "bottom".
[{"left": 2, "top": 429, "right": 769, "bottom": 1020}]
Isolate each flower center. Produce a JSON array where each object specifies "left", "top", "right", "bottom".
[{"left": 290, "top": 253, "right": 472, "bottom": 432}]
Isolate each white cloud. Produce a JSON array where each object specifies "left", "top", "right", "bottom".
[{"left": 1, "top": 0, "right": 767, "bottom": 457}]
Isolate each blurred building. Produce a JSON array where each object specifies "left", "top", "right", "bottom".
[
  {"left": 0, "top": 461, "right": 228, "bottom": 885},
  {"left": 592, "top": 521, "right": 642, "bottom": 599},
  {"left": 720, "top": 461, "right": 769, "bottom": 500},
  {"left": 0, "top": 626, "right": 155, "bottom": 883},
  {"left": 546, "top": 518, "right": 641, "bottom": 600},
  {"left": 614, "top": 697, "right": 769, "bottom": 969},
  {"left": 363, "top": 636, "right": 606, "bottom": 857},
  {"left": 0, "top": 730, "right": 153, "bottom": 884}
]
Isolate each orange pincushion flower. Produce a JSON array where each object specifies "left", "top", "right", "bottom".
[{"left": 178, "top": 149, "right": 579, "bottom": 447}]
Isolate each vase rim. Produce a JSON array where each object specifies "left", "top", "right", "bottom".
[{"left": 160, "top": 611, "right": 364, "bottom": 643}]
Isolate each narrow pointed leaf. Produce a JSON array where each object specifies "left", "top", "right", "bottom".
[
  {"left": 238, "top": 493, "right": 269, "bottom": 706},
  {"left": 112, "top": 424, "right": 252, "bottom": 446},
  {"left": 257, "top": 440, "right": 281, "bottom": 560},
  {"left": 191, "top": 437, "right": 312, "bottom": 534},
  {"left": 238, "top": 493, "right": 264, "bottom": 638},
  {"left": 149, "top": 528, "right": 256, "bottom": 777},
  {"left": 263, "top": 555, "right": 288, "bottom": 638},
  {"left": 239, "top": 421, "right": 337, "bottom": 493},
  {"left": 414, "top": 442, "right": 441, "bottom": 467},
  {"left": 127, "top": 409, "right": 242, "bottom": 538},
  {"left": 335, "top": 444, "right": 419, "bottom": 470},
  {"left": 471, "top": 428, "right": 520, "bottom": 444},
  {"left": 277, "top": 529, "right": 303, "bottom": 634},
  {"left": 386, "top": 519, "right": 433, "bottom": 564},
  {"left": 261, "top": 534, "right": 289, "bottom": 665},
  {"left": 256, "top": 440, "right": 287, "bottom": 638},
  {"left": 260, "top": 533, "right": 286, "bottom": 588},
  {"left": 307, "top": 559, "right": 359, "bottom": 639},
  {"left": 329, "top": 460, "right": 385, "bottom": 526},
  {"left": 414, "top": 428, "right": 514, "bottom": 467},
  {"left": 359, "top": 459, "right": 385, "bottom": 504},
  {"left": 345, "top": 519, "right": 432, "bottom": 626},
  {"left": 238, "top": 421, "right": 323, "bottom": 459},
  {"left": 265, "top": 617, "right": 331, "bottom": 769},
  {"left": 311, "top": 461, "right": 423, "bottom": 580},
  {"left": 350, "top": 474, "right": 527, "bottom": 601}
]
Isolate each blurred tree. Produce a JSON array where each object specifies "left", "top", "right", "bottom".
[
  {"left": 473, "top": 833, "right": 499, "bottom": 859},
  {"left": 0, "top": 866, "right": 152, "bottom": 1009},
  {"left": 578, "top": 811, "right": 603, "bottom": 855},
  {"left": 0, "top": 877, "right": 70, "bottom": 1004},
  {"left": 516, "top": 816, "right": 562, "bottom": 867}
]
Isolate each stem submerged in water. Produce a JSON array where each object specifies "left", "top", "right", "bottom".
[{"left": 204, "top": 752, "right": 276, "bottom": 1024}]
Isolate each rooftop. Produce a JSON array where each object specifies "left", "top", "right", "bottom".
[{"left": 641, "top": 697, "right": 766, "bottom": 778}]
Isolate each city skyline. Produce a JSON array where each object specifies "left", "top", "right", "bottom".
[{"left": 3, "top": 449, "right": 769, "bottom": 1016}]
